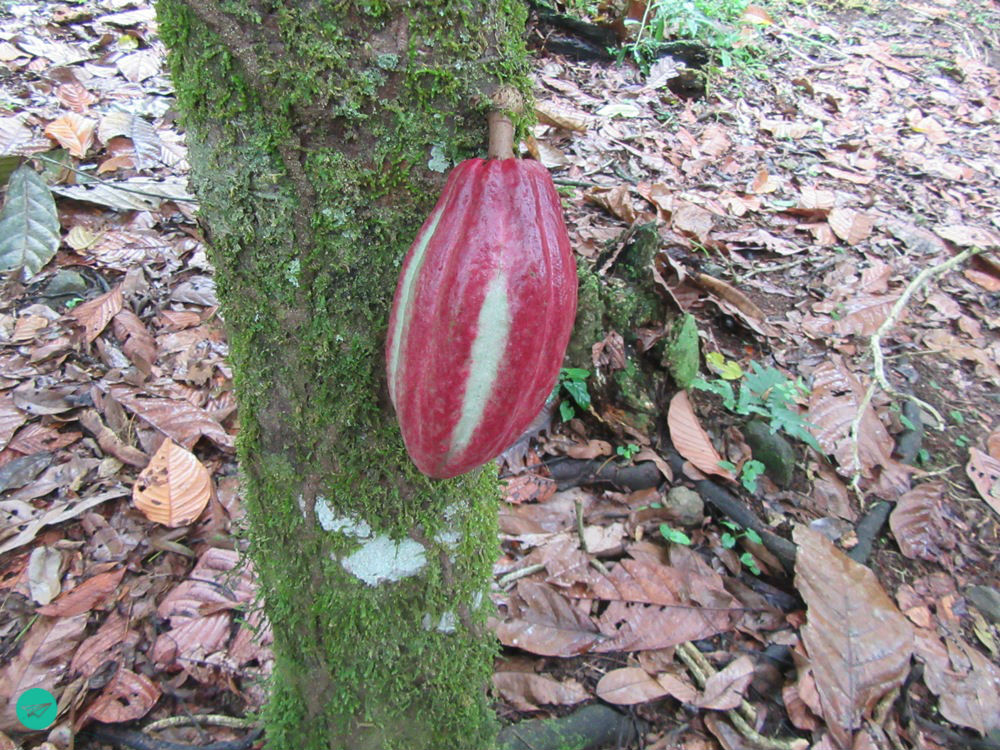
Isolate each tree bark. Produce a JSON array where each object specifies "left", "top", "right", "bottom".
[{"left": 155, "top": 2, "right": 530, "bottom": 748}]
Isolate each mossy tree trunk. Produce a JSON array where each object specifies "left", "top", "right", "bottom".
[{"left": 155, "top": 2, "right": 530, "bottom": 748}]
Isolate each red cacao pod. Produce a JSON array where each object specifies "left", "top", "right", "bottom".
[{"left": 386, "top": 157, "right": 577, "bottom": 478}]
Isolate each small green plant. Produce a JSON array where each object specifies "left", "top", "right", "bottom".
[
  {"left": 693, "top": 360, "right": 821, "bottom": 451},
  {"left": 558, "top": 368, "right": 591, "bottom": 421},
  {"left": 622, "top": 0, "right": 759, "bottom": 70},
  {"left": 719, "top": 521, "right": 762, "bottom": 575},
  {"left": 660, "top": 524, "right": 692, "bottom": 546},
  {"left": 616, "top": 443, "right": 640, "bottom": 461},
  {"left": 719, "top": 458, "right": 766, "bottom": 492}
]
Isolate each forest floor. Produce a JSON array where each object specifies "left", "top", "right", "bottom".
[{"left": 0, "top": 1, "right": 998, "bottom": 749}]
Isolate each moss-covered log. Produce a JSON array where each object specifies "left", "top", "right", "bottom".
[{"left": 155, "top": 2, "right": 530, "bottom": 747}]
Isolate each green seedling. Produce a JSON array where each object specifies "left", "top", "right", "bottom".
[
  {"left": 620, "top": 0, "right": 761, "bottom": 72},
  {"left": 616, "top": 443, "right": 640, "bottom": 461},
  {"left": 720, "top": 521, "right": 763, "bottom": 575},
  {"left": 558, "top": 367, "right": 592, "bottom": 421},
  {"left": 693, "top": 360, "right": 821, "bottom": 451},
  {"left": 659, "top": 524, "right": 692, "bottom": 546}
]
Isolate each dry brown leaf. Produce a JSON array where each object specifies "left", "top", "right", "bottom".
[
  {"left": 55, "top": 82, "right": 97, "bottom": 113},
  {"left": 914, "top": 629, "right": 1000, "bottom": 734},
  {"left": 814, "top": 293, "right": 899, "bottom": 336},
  {"left": 761, "top": 118, "right": 810, "bottom": 139},
  {"left": 152, "top": 548, "right": 258, "bottom": 669},
  {"left": 595, "top": 667, "right": 671, "bottom": 705},
  {"left": 964, "top": 267, "right": 1000, "bottom": 292},
  {"left": 911, "top": 115, "right": 948, "bottom": 145},
  {"left": 12, "top": 380, "right": 80, "bottom": 417},
  {"left": 667, "top": 391, "right": 735, "bottom": 480},
  {"left": 43, "top": 112, "right": 95, "bottom": 157},
  {"left": 672, "top": 202, "right": 713, "bottom": 244},
  {"left": 77, "top": 408, "right": 147, "bottom": 467},
  {"left": 692, "top": 272, "right": 768, "bottom": 325},
  {"left": 633, "top": 448, "right": 673, "bottom": 482},
  {"left": 828, "top": 208, "right": 875, "bottom": 245},
  {"left": 740, "top": 4, "right": 773, "bottom": 24},
  {"left": 966, "top": 448, "right": 1000, "bottom": 515},
  {"left": 799, "top": 186, "right": 836, "bottom": 211},
  {"left": 933, "top": 224, "right": 999, "bottom": 248},
  {"left": 133, "top": 439, "right": 212, "bottom": 527},
  {"left": 794, "top": 526, "right": 913, "bottom": 750},
  {"left": 0, "top": 614, "right": 87, "bottom": 731},
  {"left": 112, "top": 309, "right": 157, "bottom": 376},
  {"left": 988, "top": 431, "right": 1000, "bottom": 461},
  {"left": 563, "top": 439, "right": 612, "bottom": 460},
  {"left": 584, "top": 184, "right": 636, "bottom": 224},
  {"left": 153, "top": 613, "right": 231, "bottom": 668},
  {"left": 70, "top": 611, "right": 137, "bottom": 679},
  {"left": 69, "top": 285, "right": 123, "bottom": 344},
  {"left": 593, "top": 599, "right": 736, "bottom": 652},
  {"left": 823, "top": 166, "right": 875, "bottom": 185},
  {"left": 493, "top": 672, "right": 588, "bottom": 711},
  {"left": 535, "top": 100, "right": 591, "bottom": 132},
  {"left": 36, "top": 567, "right": 124, "bottom": 617},
  {"left": 493, "top": 581, "right": 601, "bottom": 657},
  {"left": 807, "top": 357, "right": 909, "bottom": 492},
  {"left": 0, "top": 392, "right": 26, "bottom": 451},
  {"left": 111, "top": 385, "right": 235, "bottom": 451},
  {"left": 83, "top": 668, "right": 160, "bottom": 724},
  {"left": 751, "top": 166, "right": 781, "bottom": 193},
  {"left": 116, "top": 48, "right": 162, "bottom": 82},
  {"left": 695, "top": 655, "right": 754, "bottom": 710},
  {"left": 888, "top": 482, "right": 955, "bottom": 561},
  {"left": 6, "top": 422, "right": 80, "bottom": 455}
]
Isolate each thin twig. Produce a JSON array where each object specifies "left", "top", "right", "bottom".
[
  {"left": 850, "top": 246, "right": 984, "bottom": 491},
  {"left": 497, "top": 563, "right": 545, "bottom": 589},
  {"left": 675, "top": 643, "right": 807, "bottom": 750}
]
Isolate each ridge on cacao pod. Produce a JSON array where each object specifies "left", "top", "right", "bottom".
[{"left": 386, "top": 154, "right": 577, "bottom": 478}]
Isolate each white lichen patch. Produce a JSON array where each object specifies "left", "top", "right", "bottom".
[
  {"left": 434, "top": 529, "right": 461, "bottom": 549},
  {"left": 314, "top": 497, "right": 372, "bottom": 538},
  {"left": 422, "top": 611, "right": 457, "bottom": 634},
  {"left": 341, "top": 535, "right": 427, "bottom": 586}
]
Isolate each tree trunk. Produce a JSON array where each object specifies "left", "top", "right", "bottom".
[{"left": 155, "top": 2, "right": 530, "bottom": 748}]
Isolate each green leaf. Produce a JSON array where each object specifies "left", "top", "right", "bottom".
[
  {"left": 740, "top": 459, "right": 765, "bottom": 492},
  {"left": 561, "top": 368, "right": 590, "bottom": 381},
  {"left": 721, "top": 532, "right": 736, "bottom": 549},
  {"left": 744, "top": 363, "right": 789, "bottom": 399},
  {"left": 0, "top": 164, "right": 60, "bottom": 280},
  {"left": 561, "top": 379, "right": 591, "bottom": 409},
  {"left": 740, "top": 552, "right": 761, "bottom": 575},
  {"left": 719, "top": 360, "right": 744, "bottom": 380},
  {"left": 559, "top": 400, "right": 575, "bottom": 422},
  {"left": 744, "top": 528, "right": 762, "bottom": 545},
  {"left": 659, "top": 524, "right": 692, "bottom": 546}
]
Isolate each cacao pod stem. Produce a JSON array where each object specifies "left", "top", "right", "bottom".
[{"left": 486, "top": 111, "right": 515, "bottom": 160}]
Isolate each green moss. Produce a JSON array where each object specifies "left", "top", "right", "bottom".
[
  {"left": 566, "top": 259, "right": 604, "bottom": 365},
  {"left": 156, "top": 0, "right": 529, "bottom": 747}
]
